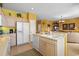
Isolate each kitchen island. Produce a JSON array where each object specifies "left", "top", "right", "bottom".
[
  {"left": 0, "top": 35, "right": 10, "bottom": 56},
  {"left": 32, "top": 32, "right": 67, "bottom": 56}
]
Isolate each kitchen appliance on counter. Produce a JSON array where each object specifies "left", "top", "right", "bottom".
[
  {"left": 16, "top": 22, "right": 30, "bottom": 45},
  {"left": 53, "top": 22, "right": 59, "bottom": 31},
  {"left": 9, "top": 29, "right": 13, "bottom": 34}
]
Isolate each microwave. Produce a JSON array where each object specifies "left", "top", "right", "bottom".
[{"left": 9, "top": 29, "right": 13, "bottom": 34}]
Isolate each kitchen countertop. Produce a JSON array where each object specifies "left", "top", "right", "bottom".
[
  {"left": 34, "top": 32, "right": 67, "bottom": 40},
  {"left": 0, "top": 35, "right": 10, "bottom": 56}
]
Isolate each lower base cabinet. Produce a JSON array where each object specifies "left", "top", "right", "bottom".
[
  {"left": 10, "top": 33, "right": 16, "bottom": 46},
  {"left": 32, "top": 35, "right": 57, "bottom": 56},
  {"left": 46, "top": 43, "right": 55, "bottom": 56},
  {"left": 39, "top": 38, "right": 47, "bottom": 55},
  {"left": 39, "top": 37, "right": 57, "bottom": 56},
  {"left": 32, "top": 35, "right": 39, "bottom": 51}
]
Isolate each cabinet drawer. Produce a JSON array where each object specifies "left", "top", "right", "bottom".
[
  {"left": 50, "top": 40, "right": 57, "bottom": 45},
  {"left": 39, "top": 36, "right": 57, "bottom": 44},
  {"left": 39, "top": 37, "right": 51, "bottom": 43}
]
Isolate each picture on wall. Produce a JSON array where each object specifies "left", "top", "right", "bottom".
[
  {"left": 63, "top": 24, "right": 69, "bottom": 30},
  {"left": 69, "top": 23, "right": 75, "bottom": 30},
  {"left": 63, "top": 23, "right": 75, "bottom": 30}
]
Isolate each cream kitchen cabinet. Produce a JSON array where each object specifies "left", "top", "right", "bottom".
[
  {"left": 0, "top": 15, "right": 16, "bottom": 27},
  {"left": 45, "top": 43, "right": 54, "bottom": 56},
  {"left": 1, "top": 16, "right": 8, "bottom": 26},
  {"left": 39, "top": 37, "right": 47, "bottom": 55},
  {"left": 39, "top": 36, "right": 57, "bottom": 56},
  {"left": 7, "top": 17, "right": 16, "bottom": 27},
  {"left": 45, "top": 42, "right": 57, "bottom": 56},
  {"left": 10, "top": 33, "right": 16, "bottom": 46},
  {"left": 6, "top": 37, "right": 11, "bottom": 55},
  {"left": 32, "top": 35, "right": 39, "bottom": 51},
  {"left": 0, "top": 15, "right": 9, "bottom": 27}
]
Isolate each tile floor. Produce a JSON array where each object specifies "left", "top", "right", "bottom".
[
  {"left": 11, "top": 43, "right": 79, "bottom": 56},
  {"left": 10, "top": 43, "right": 32, "bottom": 56}
]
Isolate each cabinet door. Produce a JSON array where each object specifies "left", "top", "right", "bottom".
[
  {"left": 46, "top": 43, "right": 52, "bottom": 56},
  {"left": 50, "top": 44, "right": 55, "bottom": 56},
  {"left": 7, "top": 37, "right": 11, "bottom": 55},
  {"left": 10, "top": 17, "right": 15, "bottom": 27},
  {"left": 2, "top": 16, "right": 8, "bottom": 26},
  {"left": 46, "top": 41, "right": 57, "bottom": 56},
  {"left": 10, "top": 34, "right": 16, "bottom": 46},
  {"left": 35, "top": 36, "right": 39, "bottom": 51},
  {"left": 9, "top": 17, "right": 15, "bottom": 27},
  {"left": 45, "top": 43, "right": 56, "bottom": 56},
  {"left": 32, "top": 35, "right": 39, "bottom": 51},
  {"left": 6, "top": 16, "right": 15, "bottom": 27},
  {"left": 39, "top": 38, "right": 47, "bottom": 55},
  {"left": 32, "top": 35, "right": 36, "bottom": 48}
]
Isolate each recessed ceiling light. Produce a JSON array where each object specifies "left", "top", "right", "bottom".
[{"left": 31, "top": 8, "right": 34, "bottom": 10}]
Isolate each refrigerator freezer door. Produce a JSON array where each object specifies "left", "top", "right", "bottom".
[
  {"left": 16, "top": 22, "right": 23, "bottom": 45},
  {"left": 17, "top": 22, "right": 23, "bottom": 31},
  {"left": 23, "top": 22, "right": 30, "bottom": 43}
]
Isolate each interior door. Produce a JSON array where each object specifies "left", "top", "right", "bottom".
[
  {"left": 22, "top": 22, "right": 30, "bottom": 44},
  {"left": 16, "top": 22, "right": 23, "bottom": 45}
]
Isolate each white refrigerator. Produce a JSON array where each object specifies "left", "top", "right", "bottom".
[{"left": 16, "top": 22, "right": 30, "bottom": 45}]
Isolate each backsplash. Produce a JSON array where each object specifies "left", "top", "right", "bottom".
[{"left": 0, "top": 26, "right": 16, "bottom": 35}]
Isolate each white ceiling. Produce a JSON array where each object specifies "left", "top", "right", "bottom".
[{"left": 2, "top": 3, "right": 79, "bottom": 20}]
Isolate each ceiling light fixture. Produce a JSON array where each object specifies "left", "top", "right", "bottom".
[
  {"left": 59, "top": 16, "right": 64, "bottom": 23},
  {"left": 31, "top": 8, "right": 34, "bottom": 10}
]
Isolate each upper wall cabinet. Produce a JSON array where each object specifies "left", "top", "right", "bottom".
[
  {"left": 7, "top": 16, "right": 16, "bottom": 27},
  {"left": 0, "top": 13, "right": 16, "bottom": 27},
  {"left": 0, "top": 15, "right": 9, "bottom": 27},
  {"left": 2, "top": 8, "right": 17, "bottom": 17}
]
